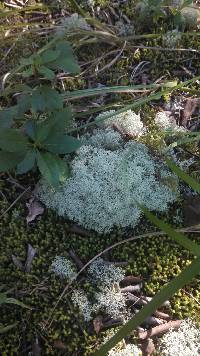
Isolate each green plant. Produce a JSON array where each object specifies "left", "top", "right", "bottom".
[{"left": 0, "top": 39, "right": 81, "bottom": 187}]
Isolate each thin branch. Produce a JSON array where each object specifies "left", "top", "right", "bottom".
[{"left": 0, "top": 187, "right": 31, "bottom": 219}]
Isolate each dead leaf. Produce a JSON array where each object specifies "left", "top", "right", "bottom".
[
  {"left": 53, "top": 340, "right": 67, "bottom": 350},
  {"left": 181, "top": 98, "right": 200, "bottom": 127},
  {"left": 25, "top": 244, "right": 37, "bottom": 273},
  {"left": 32, "top": 338, "right": 41, "bottom": 356},
  {"left": 140, "top": 338, "right": 155, "bottom": 356},
  {"left": 26, "top": 197, "right": 44, "bottom": 224},
  {"left": 12, "top": 255, "right": 24, "bottom": 270},
  {"left": 93, "top": 315, "right": 103, "bottom": 334},
  {"left": 183, "top": 196, "right": 200, "bottom": 226}
]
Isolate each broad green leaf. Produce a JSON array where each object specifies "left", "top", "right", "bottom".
[
  {"left": 0, "top": 151, "right": 23, "bottom": 171},
  {"left": 33, "top": 117, "right": 60, "bottom": 142},
  {"left": 17, "top": 93, "right": 31, "bottom": 115},
  {"left": 43, "top": 134, "right": 81, "bottom": 154},
  {"left": 0, "top": 323, "right": 18, "bottom": 334},
  {"left": 139, "top": 205, "right": 200, "bottom": 257},
  {"left": 20, "top": 57, "right": 34, "bottom": 66},
  {"left": 37, "top": 152, "right": 69, "bottom": 187},
  {"left": 24, "top": 120, "right": 36, "bottom": 140},
  {"left": 94, "top": 257, "right": 200, "bottom": 355},
  {"left": 34, "top": 107, "right": 74, "bottom": 143},
  {"left": 0, "top": 106, "right": 18, "bottom": 128},
  {"left": 31, "top": 86, "right": 63, "bottom": 112},
  {"left": 166, "top": 158, "right": 200, "bottom": 193},
  {"left": 38, "top": 66, "right": 55, "bottom": 80},
  {"left": 21, "top": 67, "right": 34, "bottom": 78},
  {"left": 17, "top": 150, "right": 36, "bottom": 174},
  {"left": 50, "top": 107, "right": 74, "bottom": 131},
  {"left": 48, "top": 41, "right": 80, "bottom": 74},
  {"left": 0, "top": 129, "right": 29, "bottom": 152},
  {"left": 40, "top": 49, "right": 60, "bottom": 64}
]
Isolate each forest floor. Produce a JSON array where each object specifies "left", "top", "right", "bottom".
[{"left": 0, "top": 1, "right": 200, "bottom": 355}]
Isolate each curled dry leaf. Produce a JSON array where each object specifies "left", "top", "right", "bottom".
[
  {"left": 53, "top": 340, "right": 67, "bottom": 350},
  {"left": 181, "top": 98, "right": 200, "bottom": 128},
  {"left": 26, "top": 197, "right": 44, "bottom": 224},
  {"left": 93, "top": 315, "right": 103, "bottom": 334},
  {"left": 12, "top": 255, "right": 24, "bottom": 271},
  {"left": 25, "top": 244, "right": 37, "bottom": 273},
  {"left": 32, "top": 338, "right": 41, "bottom": 356}
]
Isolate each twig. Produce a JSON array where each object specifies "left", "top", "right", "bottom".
[
  {"left": 138, "top": 320, "right": 182, "bottom": 339},
  {"left": 121, "top": 285, "right": 142, "bottom": 293},
  {"left": 0, "top": 187, "right": 31, "bottom": 219},
  {"left": 67, "top": 225, "right": 90, "bottom": 237},
  {"left": 153, "top": 310, "right": 170, "bottom": 321},
  {"left": 120, "top": 275, "right": 143, "bottom": 286},
  {"left": 93, "top": 41, "right": 126, "bottom": 75},
  {"left": 68, "top": 249, "right": 84, "bottom": 269}
]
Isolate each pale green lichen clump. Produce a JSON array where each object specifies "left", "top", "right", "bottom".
[
  {"left": 96, "top": 110, "right": 146, "bottom": 137},
  {"left": 88, "top": 258, "right": 125, "bottom": 287},
  {"left": 51, "top": 256, "right": 76, "bottom": 280},
  {"left": 37, "top": 125, "right": 178, "bottom": 233},
  {"left": 71, "top": 289, "right": 93, "bottom": 321},
  {"left": 158, "top": 319, "right": 200, "bottom": 356}
]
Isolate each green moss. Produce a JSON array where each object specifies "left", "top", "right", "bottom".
[{"left": 0, "top": 180, "right": 200, "bottom": 355}]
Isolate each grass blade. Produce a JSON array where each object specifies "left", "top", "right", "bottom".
[
  {"left": 63, "top": 84, "right": 160, "bottom": 100},
  {"left": 139, "top": 205, "right": 200, "bottom": 257},
  {"left": 166, "top": 158, "right": 200, "bottom": 193},
  {"left": 0, "top": 323, "right": 18, "bottom": 334}
]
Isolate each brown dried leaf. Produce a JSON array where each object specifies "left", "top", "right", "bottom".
[
  {"left": 26, "top": 197, "right": 44, "bottom": 224},
  {"left": 120, "top": 275, "right": 143, "bottom": 286},
  {"left": 181, "top": 98, "right": 200, "bottom": 127},
  {"left": 53, "top": 340, "right": 67, "bottom": 350},
  {"left": 32, "top": 339, "right": 41, "bottom": 356},
  {"left": 183, "top": 196, "right": 200, "bottom": 226},
  {"left": 25, "top": 244, "right": 37, "bottom": 273},
  {"left": 12, "top": 254, "right": 24, "bottom": 270},
  {"left": 93, "top": 315, "right": 103, "bottom": 334}
]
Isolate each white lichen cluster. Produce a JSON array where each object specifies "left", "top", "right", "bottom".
[
  {"left": 82, "top": 127, "right": 123, "bottom": 150},
  {"left": 108, "top": 343, "right": 142, "bottom": 356},
  {"left": 103, "top": 329, "right": 142, "bottom": 355},
  {"left": 159, "top": 319, "right": 200, "bottom": 356},
  {"left": 96, "top": 110, "right": 146, "bottom": 137},
  {"left": 56, "top": 13, "right": 91, "bottom": 36},
  {"left": 94, "top": 286, "right": 127, "bottom": 319},
  {"left": 71, "top": 289, "right": 93, "bottom": 321},
  {"left": 51, "top": 256, "right": 76, "bottom": 280},
  {"left": 88, "top": 258, "right": 125, "bottom": 287},
  {"left": 155, "top": 111, "right": 186, "bottom": 132},
  {"left": 70, "top": 259, "right": 127, "bottom": 321},
  {"left": 37, "top": 126, "right": 178, "bottom": 233},
  {"left": 162, "top": 29, "right": 182, "bottom": 48}
]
